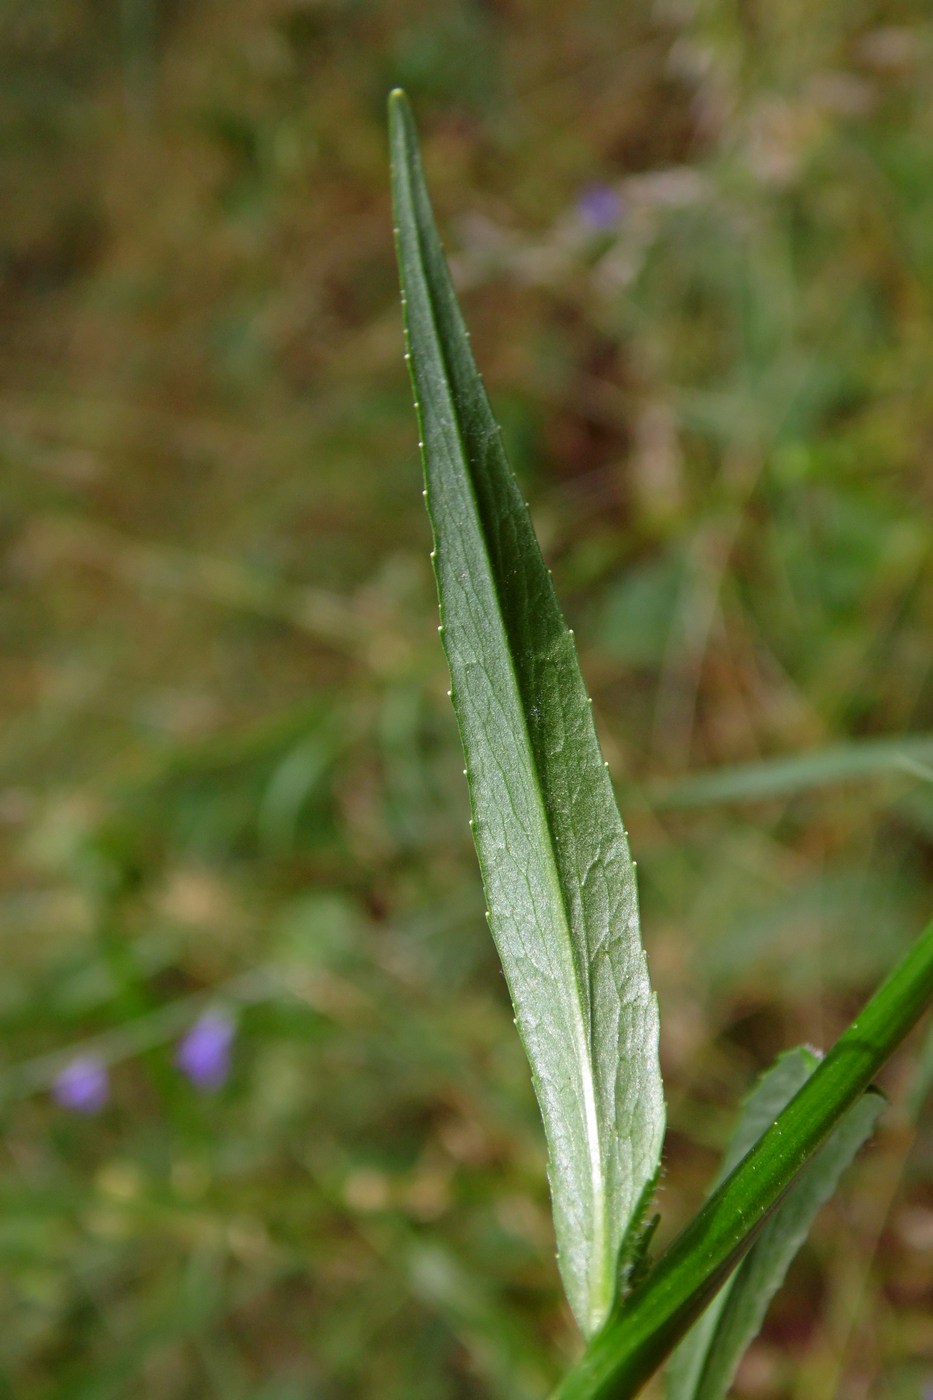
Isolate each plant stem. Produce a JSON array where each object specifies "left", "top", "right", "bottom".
[{"left": 554, "top": 916, "right": 933, "bottom": 1400}]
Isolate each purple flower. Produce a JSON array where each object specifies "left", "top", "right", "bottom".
[
  {"left": 53, "top": 1055, "right": 109, "bottom": 1114},
  {"left": 176, "top": 1008, "right": 235, "bottom": 1092},
  {"left": 577, "top": 183, "right": 622, "bottom": 230}
]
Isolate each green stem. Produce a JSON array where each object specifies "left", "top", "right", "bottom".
[{"left": 554, "top": 916, "right": 933, "bottom": 1400}]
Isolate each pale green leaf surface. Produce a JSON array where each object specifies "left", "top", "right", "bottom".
[
  {"left": 666, "top": 1049, "right": 884, "bottom": 1400},
  {"left": 389, "top": 90, "right": 664, "bottom": 1336}
]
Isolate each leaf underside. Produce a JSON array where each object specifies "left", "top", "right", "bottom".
[
  {"left": 665, "top": 1048, "right": 884, "bottom": 1400},
  {"left": 389, "top": 89, "right": 664, "bottom": 1336}
]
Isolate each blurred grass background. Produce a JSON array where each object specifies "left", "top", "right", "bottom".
[{"left": 1, "top": 1, "right": 932, "bottom": 1396}]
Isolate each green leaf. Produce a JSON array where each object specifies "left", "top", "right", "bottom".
[
  {"left": 552, "top": 916, "right": 933, "bottom": 1400},
  {"left": 665, "top": 1048, "right": 884, "bottom": 1400},
  {"left": 388, "top": 89, "right": 664, "bottom": 1336}
]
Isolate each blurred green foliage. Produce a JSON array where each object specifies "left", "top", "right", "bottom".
[{"left": 1, "top": 1, "right": 930, "bottom": 1396}]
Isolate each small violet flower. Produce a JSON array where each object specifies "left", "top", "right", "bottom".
[
  {"left": 53, "top": 1055, "right": 109, "bottom": 1114},
  {"left": 576, "top": 183, "right": 622, "bottom": 230},
  {"left": 176, "top": 1008, "right": 235, "bottom": 1092}
]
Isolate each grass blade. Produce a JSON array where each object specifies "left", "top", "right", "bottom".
[
  {"left": 666, "top": 1049, "right": 884, "bottom": 1400},
  {"left": 389, "top": 89, "right": 664, "bottom": 1336},
  {"left": 654, "top": 734, "right": 933, "bottom": 808}
]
